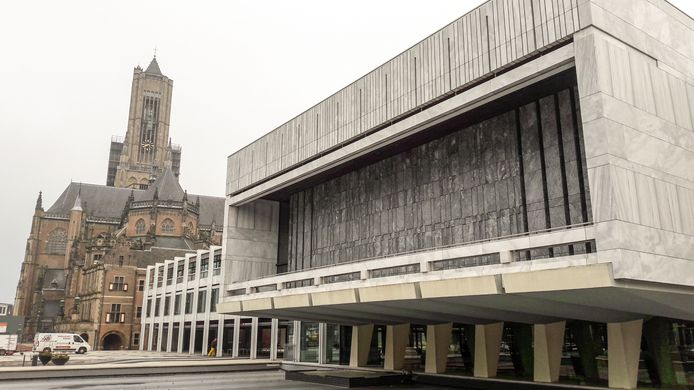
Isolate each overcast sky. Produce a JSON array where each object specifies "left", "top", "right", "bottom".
[{"left": 1, "top": 0, "right": 692, "bottom": 305}]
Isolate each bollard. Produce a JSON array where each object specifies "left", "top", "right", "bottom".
[
  {"left": 31, "top": 354, "right": 38, "bottom": 366},
  {"left": 22, "top": 353, "right": 26, "bottom": 367}
]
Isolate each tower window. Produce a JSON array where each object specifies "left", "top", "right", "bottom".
[
  {"left": 46, "top": 228, "right": 67, "bottom": 254},
  {"left": 135, "top": 219, "right": 146, "bottom": 235},
  {"left": 161, "top": 219, "right": 175, "bottom": 234}
]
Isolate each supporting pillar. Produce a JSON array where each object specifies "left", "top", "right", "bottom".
[
  {"left": 216, "top": 319, "right": 223, "bottom": 357},
  {"left": 232, "top": 316, "right": 240, "bottom": 358},
  {"left": 473, "top": 322, "right": 503, "bottom": 378},
  {"left": 318, "top": 323, "right": 327, "bottom": 364},
  {"left": 608, "top": 319, "right": 643, "bottom": 390},
  {"left": 270, "top": 318, "right": 279, "bottom": 361},
  {"left": 425, "top": 323, "right": 453, "bottom": 374},
  {"left": 534, "top": 321, "right": 566, "bottom": 383},
  {"left": 349, "top": 324, "right": 374, "bottom": 368},
  {"left": 385, "top": 323, "right": 410, "bottom": 370},
  {"left": 250, "top": 317, "right": 259, "bottom": 359}
]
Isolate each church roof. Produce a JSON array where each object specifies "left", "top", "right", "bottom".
[
  {"left": 144, "top": 168, "right": 184, "bottom": 201},
  {"left": 48, "top": 183, "right": 134, "bottom": 218},
  {"left": 145, "top": 56, "right": 162, "bottom": 75},
  {"left": 47, "top": 171, "right": 223, "bottom": 225}
]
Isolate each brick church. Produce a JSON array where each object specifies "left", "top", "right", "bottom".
[{"left": 13, "top": 57, "right": 223, "bottom": 350}]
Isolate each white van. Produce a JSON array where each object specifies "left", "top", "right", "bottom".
[{"left": 33, "top": 333, "right": 90, "bottom": 354}]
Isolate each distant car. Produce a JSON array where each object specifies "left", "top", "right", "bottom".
[
  {"left": 33, "top": 333, "right": 90, "bottom": 354},
  {"left": 0, "top": 334, "right": 18, "bottom": 356}
]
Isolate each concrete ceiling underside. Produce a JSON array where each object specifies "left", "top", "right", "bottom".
[{"left": 234, "top": 286, "right": 694, "bottom": 326}]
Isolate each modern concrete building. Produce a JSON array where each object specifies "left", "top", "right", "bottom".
[
  {"left": 141, "top": 247, "right": 239, "bottom": 357},
  {"left": 217, "top": 0, "right": 694, "bottom": 388}
]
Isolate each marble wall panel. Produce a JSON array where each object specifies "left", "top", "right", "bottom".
[
  {"left": 227, "top": 0, "right": 583, "bottom": 196},
  {"left": 224, "top": 200, "right": 280, "bottom": 282}
]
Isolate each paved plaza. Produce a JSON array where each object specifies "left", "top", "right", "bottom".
[
  {"left": 0, "top": 350, "right": 210, "bottom": 367},
  {"left": 0, "top": 370, "right": 450, "bottom": 390}
]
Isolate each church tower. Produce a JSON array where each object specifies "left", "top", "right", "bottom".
[{"left": 106, "top": 56, "right": 181, "bottom": 189}]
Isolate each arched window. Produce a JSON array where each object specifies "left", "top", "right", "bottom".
[
  {"left": 135, "top": 219, "right": 146, "bottom": 235},
  {"left": 46, "top": 228, "right": 67, "bottom": 254},
  {"left": 161, "top": 219, "right": 175, "bottom": 234}
]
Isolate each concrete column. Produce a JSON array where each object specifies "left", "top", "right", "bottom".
[
  {"left": 384, "top": 323, "right": 409, "bottom": 371},
  {"left": 293, "top": 320, "right": 301, "bottom": 362},
  {"left": 146, "top": 323, "right": 154, "bottom": 351},
  {"left": 232, "top": 316, "right": 240, "bottom": 357},
  {"left": 188, "top": 323, "right": 195, "bottom": 355},
  {"left": 318, "top": 323, "right": 327, "bottom": 364},
  {"left": 608, "top": 319, "right": 643, "bottom": 390},
  {"left": 250, "top": 317, "right": 259, "bottom": 359},
  {"left": 349, "top": 324, "right": 374, "bottom": 368},
  {"left": 534, "top": 321, "right": 566, "bottom": 383},
  {"left": 425, "top": 323, "right": 452, "bottom": 374},
  {"left": 473, "top": 322, "right": 503, "bottom": 378},
  {"left": 270, "top": 318, "right": 279, "bottom": 361},
  {"left": 177, "top": 321, "right": 184, "bottom": 353},
  {"left": 202, "top": 318, "right": 209, "bottom": 356},
  {"left": 216, "top": 319, "right": 223, "bottom": 357}
]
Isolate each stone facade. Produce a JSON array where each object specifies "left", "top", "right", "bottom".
[
  {"left": 107, "top": 56, "right": 181, "bottom": 189},
  {"left": 14, "top": 173, "right": 223, "bottom": 348},
  {"left": 13, "top": 58, "right": 224, "bottom": 349}
]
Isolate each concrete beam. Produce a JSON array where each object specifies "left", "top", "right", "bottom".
[
  {"left": 425, "top": 323, "right": 452, "bottom": 374},
  {"left": 474, "top": 322, "right": 503, "bottom": 378},
  {"left": 533, "top": 321, "right": 566, "bottom": 383},
  {"left": 349, "top": 324, "right": 374, "bottom": 368},
  {"left": 384, "top": 324, "right": 410, "bottom": 371},
  {"left": 608, "top": 319, "right": 643, "bottom": 390}
]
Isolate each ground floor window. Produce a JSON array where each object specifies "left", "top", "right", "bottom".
[
  {"left": 223, "top": 319, "right": 235, "bottom": 356},
  {"left": 325, "top": 324, "right": 351, "bottom": 365},
  {"left": 300, "top": 322, "right": 319, "bottom": 362},
  {"left": 277, "top": 319, "right": 294, "bottom": 361},
  {"left": 238, "top": 318, "right": 253, "bottom": 358},
  {"left": 256, "top": 318, "right": 272, "bottom": 358},
  {"left": 182, "top": 322, "right": 191, "bottom": 353},
  {"left": 171, "top": 323, "right": 180, "bottom": 352}
]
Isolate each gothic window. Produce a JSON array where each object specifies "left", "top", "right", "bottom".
[
  {"left": 161, "top": 218, "right": 175, "bottom": 234},
  {"left": 135, "top": 219, "right": 146, "bottom": 235},
  {"left": 46, "top": 228, "right": 67, "bottom": 254}
]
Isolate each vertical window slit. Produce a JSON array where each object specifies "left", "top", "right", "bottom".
[
  {"left": 553, "top": 93, "right": 573, "bottom": 254},
  {"left": 534, "top": 101, "right": 552, "bottom": 245},
  {"left": 569, "top": 87, "right": 589, "bottom": 224}
]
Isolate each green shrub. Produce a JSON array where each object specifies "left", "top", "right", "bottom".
[
  {"left": 38, "top": 351, "right": 52, "bottom": 365},
  {"left": 52, "top": 353, "right": 70, "bottom": 365}
]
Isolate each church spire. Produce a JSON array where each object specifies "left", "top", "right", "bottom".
[
  {"left": 71, "top": 188, "right": 83, "bottom": 212},
  {"left": 145, "top": 55, "right": 162, "bottom": 75},
  {"left": 35, "top": 191, "right": 43, "bottom": 210}
]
